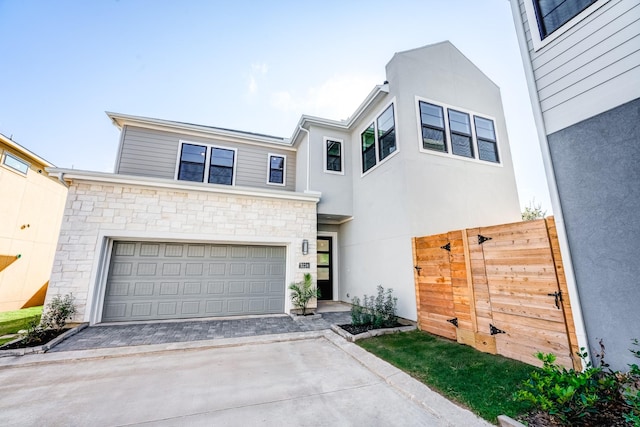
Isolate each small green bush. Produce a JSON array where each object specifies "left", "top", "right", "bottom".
[
  {"left": 350, "top": 285, "right": 397, "bottom": 328},
  {"left": 516, "top": 340, "right": 640, "bottom": 426},
  {"left": 289, "top": 273, "right": 320, "bottom": 316},
  {"left": 20, "top": 293, "right": 77, "bottom": 344}
]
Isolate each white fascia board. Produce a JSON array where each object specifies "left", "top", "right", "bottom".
[
  {"left": 0, "top": 133, "right": 55, "bottom": 167},
  {"left": 46, "top": 168, "right": 321, "bottom": 203},
  {"left": 105, "top": 112, "right": 294, "bottom": 150},
  {"left": 289, "top": 84, "right": 389, "bottom": 146}
]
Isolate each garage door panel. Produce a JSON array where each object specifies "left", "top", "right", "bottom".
[{"left": 103, "top": 242, "right": 286, "bottom": 322}]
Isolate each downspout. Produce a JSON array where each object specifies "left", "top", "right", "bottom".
[
  {"left": 55, "top": 172, "right": 69, "bottom": 188},
  {"left": 298, "top": 126, "right": 310, "bottom": 192},
  {"left": 509, "top": 1, "right": 591, "bottom": 365}
]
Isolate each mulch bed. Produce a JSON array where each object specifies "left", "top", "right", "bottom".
[
  {"left": 0, "top": 329, "right": 69, "bottom": 350},
  {"left": 520, "top": 402, "right": 634, "bottom": 426},
  {"left": 338, "top": 323, "right": 402, "bottom": 335}
]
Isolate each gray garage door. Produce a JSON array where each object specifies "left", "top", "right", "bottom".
[{"left": 102, "top": 241, "right": 286, "bottom": 322}]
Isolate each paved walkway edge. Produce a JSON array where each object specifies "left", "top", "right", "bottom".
[{"left": 321, "top": 330, "right": 492, "bottom": 427}]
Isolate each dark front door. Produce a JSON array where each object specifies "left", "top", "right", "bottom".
[{"left": 317, "top": 237, "right": 333, "bottom": 300}]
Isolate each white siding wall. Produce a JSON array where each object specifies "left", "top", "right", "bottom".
[{"left": 519, "top": 0, "right": 640, "bottom": 133}]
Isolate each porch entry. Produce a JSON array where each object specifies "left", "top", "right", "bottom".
[{"left": 317, "top": 237, "right": 333, "bottom": 300}]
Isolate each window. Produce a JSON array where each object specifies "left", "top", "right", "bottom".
[
  {"left": 416, "top": 97, "right": 501, "bottom": 165},
  {"left": 267, "top": 154, "right": 286, "bottom": 185},
  {"left": 361, "top": 103, "right": 397, "bottom": 174},
  {"left": 419, "top": 102, "right": 446, "bottom": 152},
  {"left": 474, "top": 117, "right": 499, "bottom": 163},
  {"left": 533, "top": 0, "right": 597, "bottom": 39},
  {"left": 448, "top": 110, "right": 473, "bottom": 158},
  {"left": 2, "top": 152, "right": 30, "bottom": 175},
  {"left": 177, "top": 142, "right": 236, "bottom": 185},
  {"left": 209, "top": 147, "right": 235, "bottom": 185},
  {"left": 325, "top": 139, "right": 343, "bottom": 173}
]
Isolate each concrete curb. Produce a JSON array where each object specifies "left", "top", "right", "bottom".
[
  {"left": 330, "top": 323, "right": 416, "bottom": 342},
  {"left": 0, "top": 323, "right": 89, "bottom": 357},
  {"left": 497, "top": 415, "right": 527, "bottom": 427},
  {"left": 323, "top": 330, "right": 492, "bottom": 426}
]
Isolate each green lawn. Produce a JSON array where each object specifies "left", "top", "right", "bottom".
[
  {"left": 0, "top": 306, "right": 43, "bottom": 345},
  {"left": 358, "top": 329, "right": 535, "bottom": 424}
]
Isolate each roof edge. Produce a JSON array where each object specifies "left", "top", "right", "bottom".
[{"left": 0, "top": 133, "right": 55, "bottom": 167}]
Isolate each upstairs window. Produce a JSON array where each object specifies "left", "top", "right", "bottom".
[
  {"left": 267, "top": 154, "right": 286, "bottom": 185},
  {"left": 325, "top": 139, "right": 343, "bottom": 173},
  {"left": 533, "top": 0, "right": 597, "bottom": 39},
  {"left": 2, "top": 152, "right": 30, "bottom": 175},
  {"left": 448, "top": 110, "right": 473, "bottom": 158},
  {"left": 361, "top": 102, "right": 397, "bottom": 174},
  {"left": 209, "top": 147, "right": 235, "bottom": 185},
  {"left": 419, "top": 102, "right": 446, "bottom": 152},
  {"left": 474, "top": 117, "right": 499, "bottom": 163},
  {"left": 177, "top": 142, "right": 236, "bottom": 185}
]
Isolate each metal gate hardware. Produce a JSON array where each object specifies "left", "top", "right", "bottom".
[
  {"left": 547, "top": 291, "right": 563, "bottom": 309},
  {"left": 478, "top": 234, "right": 492, "bottom": 245},
  {"left": 441, "top": 242, "right": 451, "bottom": 251},
  {"left": 447, "top": 317, "right": 458, "bottom": 327},
  {"left": 490, "top": 324, "right": 506, "bottom": 335},
  {"left": 414, "top": 265, "right": 422, "bottom": 274}
]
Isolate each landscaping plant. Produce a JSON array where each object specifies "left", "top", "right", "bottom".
[
  {"left": 20, "top": 293, "right": 76, "bottom": 345},
  {"left": 350, "top": 285, "right": 397, "bottom": 328},
  {"left": 288, "top": 273, "right": 319, "bottom": 316},
  {"left": 515, "top": 340, "right": 640, "bottom": 426}
]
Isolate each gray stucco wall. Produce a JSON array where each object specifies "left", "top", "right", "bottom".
[{"left": 548, "top": 97, "right": 640, "bottom": 370}]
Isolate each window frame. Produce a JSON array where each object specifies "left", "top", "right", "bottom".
[
  {"left": 418, "top": 101, "right": 448, "bottom": 153},
  {"left": 175, "top": 140, "right": 238, "bottom": 186},
  {"left": 266, "top": 153, "right": 287, "bottom": 186},
  {"left": 359, "top": 99, "right": 399, "bottom": 177},
  {"left": 1, "top": 151, "right": 30, "bottom": 175},
  {"left": 414, "top": 96, "right": 503, "bottom": 166},
  {"left": 323, "top": 137, "right": 344, "bottom": 175},
  {"left": 474, "top": 116, "right": 500, "bottom": 163},
  {"left": 522, "top": 0, "right": 607, "bottom": 51},
  {"left": 447, "top": 109, "right": 474, "bottom": 159}
]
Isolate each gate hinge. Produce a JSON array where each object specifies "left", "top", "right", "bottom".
[
  {"left": 441, "top": 242, "right": 451, "bottom": 251},
  {"left": 447, "top": 317, "right": 458, "bottom": 327},
  {"left": 478, "top": 234, "right": 492, "bottom": 245},
  {"left": 490, "top": 324, "right": 506, "bottom": 335},
  {"left": 414, "top": 265, "right": 422, "bottom": 275},
  {"left": 547, "top": 291, "right": 563, "bottom": 309}
]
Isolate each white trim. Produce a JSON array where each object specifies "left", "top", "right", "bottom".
[
  {"left": 0, "top": 133, "right": 54, "bottom": 167},
  {"left": 113, "top": 124, "right": 127, "bottom": 173},
  {"left": 175, "top": 140, "right": 238, "bottom": 186},
  {"left": 266, "top": 153, "right": 287, "bottom": 186},
  {"left": 47, "top": 168, "right": 321, "bottom": 203},
  {"left": 317, "top": 231, "right": 339, "bottom": 301},
  {"left": 414, "top": 96, "right": 503, "bottom": 167},
  {"left": 1, "top": 151, "right": 30, "bottom": 175},
  {"left": 322, "top": 137, "right": 345, "bottom": 175},
  {"left": 522, "top": 0, "right": 609, "bottom": 51},
  {"left": 360, "top": 98, "right": 400, "bottom": 178},
  {"left": 88, "top": 231, "right": 299, "bottom": 325},
  {"left": 511, "top": 0, "right": 592, "bottom": 366}
]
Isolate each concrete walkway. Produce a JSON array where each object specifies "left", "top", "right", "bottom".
[{"left": 0, "top": 331, "right": 490, "bottom": 426}]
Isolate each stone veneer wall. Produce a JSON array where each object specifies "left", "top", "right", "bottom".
[{"left": 47, "top": 181, "right": 318, "bottom": 322}]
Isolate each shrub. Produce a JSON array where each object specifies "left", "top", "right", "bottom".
[
  {"left": 41, "top": 293, "right": 77, "bottom": 332},
  {"left": 289, "top": 273, "right": 320, "bottom": 316},
  {"left": 515, "top": 340, "right": 640, "bottom": 426},
  {"left": 350, "top": 285, "right": 397, "bottom": 328}
]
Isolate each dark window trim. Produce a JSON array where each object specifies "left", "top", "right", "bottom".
[
  {"left": 267, "top": 153, "right": 286, "bottom": 186},
  {"left": 176, "top": 141, "right": 237, "bottom": 186},
  {"left": 474, "top": 116, "right": 500, "bottom": 163},
  {"left": 360, "top": 101, "right": 398, "bottom": 176},
  {"left": 324, "top": 138, "right": 343, "bottom": 174},
  {"left": 209, "top": 147, "right": 236, "bottom": 185},
  {"left": 448, "top": 109, "right": 474, "bottom": 159},
  {"left": 532, "top": 0, "right": 597, "bottom": 40},
  {"left": 419, "top": 101, "right": 447, "bottom": 153}
]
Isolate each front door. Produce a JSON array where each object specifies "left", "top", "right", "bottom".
[{"left": 317, "top": 237, "right": 333, "bottom": 300}]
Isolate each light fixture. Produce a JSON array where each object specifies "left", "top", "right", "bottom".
[{"left": 302, "top": 239, "right": 309, "bottom": 255}]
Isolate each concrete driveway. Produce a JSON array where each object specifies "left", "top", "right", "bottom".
[{"left": 0, "top": 331, "right": 490, "bottom": 426}]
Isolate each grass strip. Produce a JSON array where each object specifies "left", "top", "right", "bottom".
[
  {"left": 0, "top": 306, "right": 43, "bottom": 336},
  {"left": 358, "top": 329, "right": 535, "bottom": 424}
]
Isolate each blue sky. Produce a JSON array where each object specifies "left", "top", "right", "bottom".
[{"left": 0, "top": 0, "right": 551, "bottom": 211}]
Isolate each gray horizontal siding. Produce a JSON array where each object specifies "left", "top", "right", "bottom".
[
  {"left": 520, "top": 0, "right": 640, "bottom": 133},
  {"left": 117, "top": 126, "right": 296, "bottom": 191}
]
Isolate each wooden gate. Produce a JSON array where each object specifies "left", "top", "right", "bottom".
[{"left": 412, "top": 218, "right": 580, "bottom": 369}]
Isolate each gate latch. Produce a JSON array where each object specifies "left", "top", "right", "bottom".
[
  {"left": 547, "top": 291, "right": 563, "bottom": 309},
  {"left": 447, "top": 317, "right": 458, "bottom": 327}
]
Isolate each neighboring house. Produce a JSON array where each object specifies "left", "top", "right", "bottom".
[
  {"left": 509, "top": 0, "right": 640, "bottom": 370},
  {"left": 0, "top": 133, "right": 67, "bottom": 311},
  {"left": 46, "top": 41, "right": 521, "bottom": 325}
]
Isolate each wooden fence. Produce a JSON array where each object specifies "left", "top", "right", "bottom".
[{"left": 412, "top": 217, "right": 580, "bottom": 369}]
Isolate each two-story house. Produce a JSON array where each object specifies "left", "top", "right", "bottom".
[
  {"left": 46, "top": 41, "right": 521, "bottom": 325},
  {"left": 509, "top": 0, "right": 640, "bottom": 370}
]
